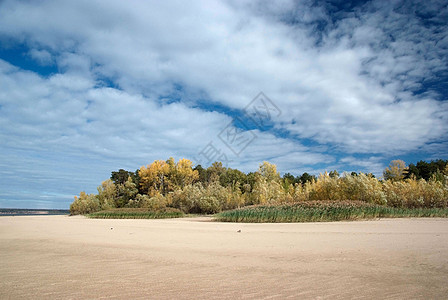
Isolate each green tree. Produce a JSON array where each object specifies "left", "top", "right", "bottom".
[
  {"left": 407, "top": 160, "right": 448, "bottom": 181},
  {"left": 111, "top": 169, "right": 132, "bottom": 185},
  {"left": 207, "top": 162, "right": 226, "bottom": 184},
  {"left": 329, "top": 170, "right": 339, "bottom": 178},
  {"left": 220, "top": 168, "right": 247, "bottom": 189},
  {"left": 245, "top": 172, "right": 258, "bottom": 192},
  {"left": 116, "top": 176, "right": 138, "bottom": 207},
  {"left": 193, "top": 165, "right": 207, "bottom": 185},
  {"left": 282, "top": 173, "right": 296, "bottom": 184},
  {"left": 299, "top": 172, "right": 316, "bottom": 184}
]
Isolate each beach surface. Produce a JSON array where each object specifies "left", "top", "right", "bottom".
[{"left": 1, "top": 215, "right": 448, "bottom": 299}]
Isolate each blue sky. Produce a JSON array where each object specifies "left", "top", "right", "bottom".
[{"left": 0, "top": 0, "right": 447, "bottom": 209}]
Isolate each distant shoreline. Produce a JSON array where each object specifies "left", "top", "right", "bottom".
[{"left": 0, "top": 209, "right": 70, "bottom": 216}]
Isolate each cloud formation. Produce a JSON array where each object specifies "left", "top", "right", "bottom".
[{"left": 0, "top": 0, "right": 447, "bottom": 208}]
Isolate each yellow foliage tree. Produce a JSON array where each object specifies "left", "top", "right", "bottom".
[
  {"left": 139, "top": 160, "right": 170, "bottom": 196},
  {"left": 97, "top": 179, "right": 116, "bottom": 209},
  {"left": 258, "top": 161, "right": 280, "bottom": 182},
  {"left": 139, "top": 158, "right": 198, "bottom": 196},
  {"left": 383, "top": 160, "right": 408, "bottom": 181},
  {"left": 170, "top": 158, "right": 199, "bottom": 189}
]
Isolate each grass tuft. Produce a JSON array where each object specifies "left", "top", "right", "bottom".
[{"left": 88, "top": 208, "right": 183, "bottom": 219}]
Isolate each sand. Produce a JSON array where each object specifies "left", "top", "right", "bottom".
[{"left": 1, "top": 216, "right": 448, "bottom": 299}]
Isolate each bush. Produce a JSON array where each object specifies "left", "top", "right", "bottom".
[
  {"left": 70, "top": 191, "right": 100, "bottom": 215},
  {"left": 383, "top": 178, "right": 447, "bottom": 208},
  {"left": 170, "top": 182, "right": 244, "bottom": 214},
  {"left": 251, "top": 178, "right": 285, "bottom": 205}
]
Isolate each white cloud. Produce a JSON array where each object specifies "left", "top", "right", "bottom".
[
  {"left": 28, "top": 49, "right": 53, "bottom": 65},
  {"left": 0, "top": 0, "right": 447, "bottom": 207}
]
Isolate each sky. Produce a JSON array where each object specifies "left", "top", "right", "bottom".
[{"left": 0, "top": 0, "right": 447, "bottom": 209}]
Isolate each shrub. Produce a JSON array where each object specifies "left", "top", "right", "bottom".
[
  {"left": 383, "top": 178, "right": 447, "bottom": 208},
  {"left": 171, "top": 183, "right": 202, "bottom": 213},
  {"left": 338, "top": 173, "right": 386, "bottom": 205},
  {"left": 251, "top": 178, "right": 284, "bottom": 205},
  {"left": 308, "top": 173, "right": 341, "bottom": 201},
  {"left": 97, "top": 179, "right": 116, "bottom": 210},
  {"left": 70, "top": 191, "right": 100, "bottom": 215}
]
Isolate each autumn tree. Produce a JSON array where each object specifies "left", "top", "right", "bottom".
[
  {"left": 258, "top": 161, "right": 280, "bottom": 182},
  {"left": 70, "top": 191, "right": 100, "bottom": 215},
  {"left": 383, "top": 160, "right": 408, "bottom": 181},
  {"left": 169, "top": 158, "right": 199, "bottom": 190},
  {"left": 250, "top": 162, "right": 284, "bottom": 204},
  {"left": 97, "top": 179, "right": 117, "bottom": 209},
  {"left": 139, "top": 158, "right": 198, "bottom": 196},
  {"left": 139, "top": 160, "right": 170, "bottom": 196}
]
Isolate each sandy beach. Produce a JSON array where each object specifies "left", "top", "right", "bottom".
[{"left": 1, "top": 216, "right": 448, "bottom": 299}]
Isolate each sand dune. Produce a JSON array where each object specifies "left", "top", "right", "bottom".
[{"left": 1, "top": 215, "right": 448, "bottom": 299}]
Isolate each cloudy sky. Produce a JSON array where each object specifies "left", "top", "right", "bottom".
[{"left": 1, "top": 0, "right": 447, "bottom": 209}]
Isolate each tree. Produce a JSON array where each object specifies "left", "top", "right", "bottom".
[
  {"left": 406, "top": 163, "right": 420, "bottom": 179},
  {"left": 169, "top": 158, "right": 199, "bottom": 190},
  {"left": 207, "top": 162, "right": 226, "bottom": 183},
  {"left": 258, "top": 161, "right": 280, "bottom": 182},
  {"left": 406, "top": 160, "right": 448, "bottom": 181},
  {"left": 383, "top": 160, "right": 408, "bottom": 181},
  {"left": 116, "top": 176, "right": 138, "bottom": 207},
  {"left": 97, "top": 179, "right": 117, "bottom": 209},
  {"left": 139, "top": 160, "right": 170, "bottom": 196},
  {"left": 298, "top": 172, "right": 316, "bottom": 184},
  {"left": 220, "top": 168, "right": 247, "bottom": 189},
  {"left": 282, "top": 173, "right": 296, "bottom": 184},
  {"left": 111, "top": 169, "right": 132, "bottom": 185},
  {"left": 139, "top": 158, "right": 198, "bottom": 195},
  {"left": 194, "top": 165, "right": 207, "bottom": 185},
  {"left": 245, "top": 172, "right": 258, "bottom": 192},
  {"left": 329, "top": 170, "right": 339, "bottom": 178}
]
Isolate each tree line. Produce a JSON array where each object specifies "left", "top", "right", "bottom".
[{"left": 70, "top": 158, "right": 448, "bottom": 215}]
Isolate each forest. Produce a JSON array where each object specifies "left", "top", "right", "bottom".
[{"left": 70, "top": 158, "right": 448, "bottom": 216}]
